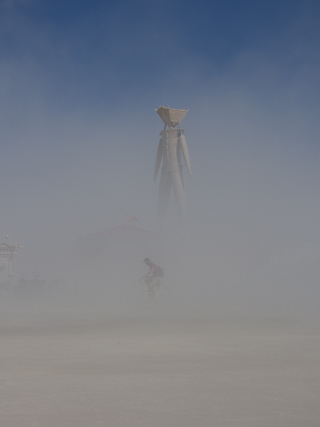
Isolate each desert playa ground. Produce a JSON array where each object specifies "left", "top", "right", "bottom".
[{"left": 0, "top": 303, "right": 319, "bottom": 427}]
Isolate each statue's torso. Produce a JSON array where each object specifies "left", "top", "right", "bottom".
[{"left": 160, "top": 129, "right": 181, "bottom": 173}]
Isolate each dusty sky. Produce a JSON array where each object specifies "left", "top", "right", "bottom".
[{"left": 1, "top": 0, "right": 319, "bottom": 315}]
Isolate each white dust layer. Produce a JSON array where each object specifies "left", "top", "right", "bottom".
[{"left": 1, "top": 306, "right": 319, "bottom": 427}]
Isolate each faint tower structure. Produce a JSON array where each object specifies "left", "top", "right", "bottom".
[
  {"left": 0, "top": 236, "right": 21, "bottom": 281},
  {"left": 154, "top": 106, "right": 192, "bottom": 228}
]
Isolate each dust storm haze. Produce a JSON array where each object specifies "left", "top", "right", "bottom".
[{"left": 1, "top": 1, "right": 320, "bottom": 426}]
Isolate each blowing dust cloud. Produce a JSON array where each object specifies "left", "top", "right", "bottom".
[{"left": 1, "top": 1, "right": 320, "bottom": 426}]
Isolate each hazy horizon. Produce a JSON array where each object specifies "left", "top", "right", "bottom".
[{"left": 1, "top": 0, "right": 320, "bottom": 318}]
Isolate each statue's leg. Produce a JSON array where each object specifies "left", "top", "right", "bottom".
[
  {"left": 172, "top": 170, "right": 187, "bottom": 227},
  {"left": 158, "top": 170, "right": 172, "bottom": 228}
]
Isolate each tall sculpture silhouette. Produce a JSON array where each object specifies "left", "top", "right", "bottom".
[{"left": 154, "top": 107, "right": 192, "bottom": 228}]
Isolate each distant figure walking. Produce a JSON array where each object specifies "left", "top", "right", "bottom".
[{"left": 140, "top": 258, "right": 164, "bottom": 297}]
